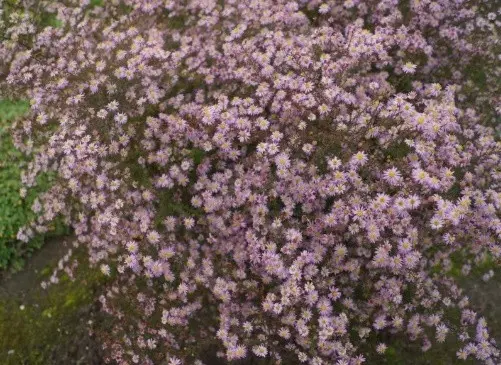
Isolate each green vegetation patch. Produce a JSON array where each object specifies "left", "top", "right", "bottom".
[{"left": 0, "top": 100, "right": 64, "bottom": 271}]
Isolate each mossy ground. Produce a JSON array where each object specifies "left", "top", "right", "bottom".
[{"left": 0, "top": 237, "right": 107, "bottom": 365}]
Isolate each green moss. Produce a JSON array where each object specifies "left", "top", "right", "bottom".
[{"left": 0, "top": 249, "right": 107, "bottom": 364}]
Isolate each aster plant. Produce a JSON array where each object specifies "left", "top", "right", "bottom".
[{"left": 1, "top": 0, "right": 501, "bottom": 364}]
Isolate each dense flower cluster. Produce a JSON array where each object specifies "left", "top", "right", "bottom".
[{"left": 1, "top": 0, "right": 501, "bottom": 364}]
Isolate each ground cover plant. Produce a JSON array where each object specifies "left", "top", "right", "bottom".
[
  {"left": 0, "top": 98, "right": 66, "bottom": 270},
  {"left": 0, "top": 99, "right": 32, "bottom": 269},
  {"left": 1, "top": 0, "right": 501, "bottom": 364}
]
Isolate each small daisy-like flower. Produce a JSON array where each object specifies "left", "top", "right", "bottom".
[
  {"left": 318, "top": 103, "right": 330, "bottom": 114},
  {"left": 302, "top": 143, "right": 314, "bottom": 154},
  {"left": 256, "top": 117, "right": 269, "bottom": 130},
  {"left": 114, "top": 113, "right": 128, "bottom": 125},
  {"left": 298, "top": 352, "right": 308, "bottom": 362},
  {"left": 375, "top": 193, "right": 390, "bottom": 209},
  {"left": 147, "top": 230, "right": 160, "bottom": 244},
  {"left": 242, "top": 321, "right": 253, "bottom": 333},
  {"left": 394, "top": 197, "right": 407, "bottom": 211},
  {"left": 126, "top": 241, "right": 138, "bottom": 253},
  {"left": 328, "top": 156, "right": 341, "bottom": 170},
  {"left": 319, "top": 3, "right": 330, "bottom": 14},
  {"left": 232, "top": 345, "right": 247, "bottom": 359},
  {"left": 278, "top": 327, "right": 291, "bottom": 339},
  {"left": 97, "top": 109, "right": 108, "bottom": 119},
  {"left": 407, "top": 195, "right": 421, "bottom": 209},
  {"left": 393, "top": 316, "right": 404, "bottom": 328},
  {"left": 456, "top": 349, "right": 468, "bottom": 360},
  {"left": 376, "top": 343, "right": 387, "bottom": 354},
  {"left": 252, "top": 345, "right": 268, "bottom": 357},
  {"left": 323, "top": 213, "right": 337, "bottom": 227},
  {"left": 412, "top": 168, "right": 428, "bottom": 184},
  {"left": 398, "top": 239, "right": 413, "bottom": 252},
  {"left": 329, "top": 286, "right": 341, "bottom": 301},
  {"left": 373, "top": 316, "right": 387, "bottom": 330},
  {"left": 275, "top": 153, "right": 291, "bottom": 169},
  {"left": 257, "top": 142, "right": 268, "bottom": 154},
  {"left": 267, "top": 143, "right": 279, "bottom": 155},
  {"left": 402, "top": 62, "right": 417, "bottom": 74},
  {"left": 271, "top": 131, "right": 283, "bottom": 142},
  {"left": 107, "top": 100, "right": 119, "bottom": 111},
  {"left": 100, "top": 264, "right": 111, "bottom": 276},
  {"left": 436, "top": 324, "right": 449, "bottom": 343},
  {"left": 168, "top": 357, "right": 181, "bottom": 365},
  {"left": 184, "top": 217, "right": 195, "bottom": 229},
  {"left": 95, "top": 60, "right": 106, "bottom": 71},
  {"left": 383, "top": 167, "right": 402, "bottom": 185},
  {"left": 351, "top": 151, "right": 368, "bottom": 166},
  {"left": 36, "top": 113, "right": 48, "bottom": 125},
  {"left": 430, "top": 216, "right": 444, "bottom": 230}
]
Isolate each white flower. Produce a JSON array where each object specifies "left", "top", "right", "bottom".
[
  {"left": 252, "top": 344, "right": 268, "bottom": 357},
  {"left": 168, "top": 357, "right": 181, "bottom": 365},
  {"left": 114, "top": 113, "right": 128, "bottom": 124},
  {"left": 402, "top": 62, "right": 417, "bottom": 74},
  {"left": 319, "top": 4, "right": 330, "bottom": 14},
  {"left": 100, "top": 264, "right": 111, "bottom": 276},
  {"left": 275, "top": 153, "right": 290, "bottom": 169},
  {"left": 376, "top": 343, "right": 387, "bottom": 354}
]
